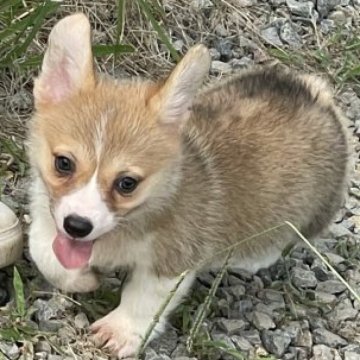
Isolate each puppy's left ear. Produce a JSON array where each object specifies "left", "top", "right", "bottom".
[
  {"left": 34, "top": 13, "right": 95, "bottom": 107},
  {"left": 149, "top": 44, "right": 210, "bottom": 126}
]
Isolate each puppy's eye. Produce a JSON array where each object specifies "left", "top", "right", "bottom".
[
  {"left": 55, "top": 156, "right": 75, "bottom": 175},
  {"left": 115, "top": 176, "right": 139, "bottom": 195}
]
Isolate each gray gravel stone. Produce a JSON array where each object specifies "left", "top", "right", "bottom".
[
  {"left": 230, "top": 299, "right": 253, "bottom": 317},
  {"left": 197, "top": 272, "right": 215, "bottom": 287},
  {"left": 345, "top": 352, "right": 360, "bottom": 360},
  {"left": 261, "top": 27, "right": 283, "bottom": 46},
  {"left": 343, "top": 345, "right": 360, "bottom": 359},
  {"left": 190, "top": 0, "right": 213, "bottom": 9},
  {"left": 0, "top": 342, "right": 20, "bottom": 360},
  {"left": 214, "top": 39, "right": 233, "bottom": 62},
  {"left": 279, "top": 22, "right": 302, "bottom": 49},
  {"left": 250, "top": 311, "right": 276, "bottom": 330},
  {"left": 313, "top": 328, "right": 348, "bottom": 347},
  {"left": 226, "top": 284, "right": 246, "bottom": 299},
  {"left": 58, "top": 326, "right": 77, "bottom": 344},
  {"left": 48, "top": 355, "right": 63, "bottom": 360},
  {"left": 324, "top": 252, "right": 345, "bottom": 265},
  {"left": 291, "top": 267, "right": 317, "bottom": 289},
  {"left": 286, "top": 0, "right": 314, "bottom": 17},
  {"left": 150, "top": 326, "right": 178, "bottom": 355},
  {"left": 216, "top": 298, "right": 230, "bottom": 317},
  {"left": 74, "top": 312, "right": 89, "bottom": 329},
  {"left": 208, "top": 48, "right": 221, "bottom": 61},
  {"left": 146, "top": 354, "right": 171, "bottom": 360},
  {"left": 228, "top": 268, "right": 253, "bottom": 281},
  {"left": 238, "top": 0, "right": 258, "bottom": 5},
  {"left": 211, "top": 333, "right": 236, "bottom": 359},
  {"left": 227, "top": 274, "right": 245, "bottom": 286},
  {"left": 35, "top": 340, "right": 51, "bottom": 354},
  {"left": 173, "top": 40, "right": 184, "bottom": 51},
  {"left": 231, "top": 335, "right": 254, "bottom": 352},
  {"left": 33, "top": 297, "right": 72, "bottom": 322},
  {"left": 316, "top": 279, "right": 347, "bottom": 294},
  {"left": 216, "top": 318, "right": 248, "bottom": 335},
  {"left": 329, "top": 223, "right": 352, "bottom": 238},
  {"left": 311, "top": 344, "right": 341, "bottom": 360},
  {"left": 320, "top": 19, "right": 336, "bottom": 34},
  {"left": 328, "top": 305, "right": 358, "bottom": 322},
  {"left": 214, "top": 23, "right": 228, "bottom": 37},
  {"left": 309, "top": 290, "right": 336, "bottom": 304},
  {"left": 295, "top": 328, "right": 313, "bottom": 348},
  {"left": 259, "top": 289, "right": 285, "bottom": 304},
  {"left": 39, "top": 319, "right": 63, "bottom": 332},
  {"left": 240, "top": 329, "right": 262, "bottom": 345},
  {"left": 35, "top": 351, "right": 47, "bottom": 359},
  {"left": 316, "top": 0, "right": 342, "bottom": 17},
  {"left": 311, "top": 259, "right": 330, "bottom": 281},
  {"left": 210, "top": 61, "right": 232, "bottom": 74},
  {"left": 229, "top": 56, "right": 254, "bottom": 69},
  {"left": 261, "top": 329, "right": 292, "bottom": 357},
  {"left": 329, "top": 9, "right": 347, "bottom": 24}
]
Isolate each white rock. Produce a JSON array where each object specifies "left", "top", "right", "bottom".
[
  {"left": 0, "top": 202, "right": 23, "bottom": 268},
  {"left": 211, "top": 60, "right": 232, "bottom": 74}
]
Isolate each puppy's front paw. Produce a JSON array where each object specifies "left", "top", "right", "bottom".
[{"left": 91, "top": 311, "right": 142, "bottom": 359}]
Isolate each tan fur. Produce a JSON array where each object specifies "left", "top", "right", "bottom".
[
  {"left": 29, "top": 37, "right": 349, "bottom": 277},
  {"left": 27, "top": 13, "right": 349, "bottom": 358}
]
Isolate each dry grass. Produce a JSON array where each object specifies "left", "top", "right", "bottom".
[{"left": 1, "top": 1, "right": 360, "bottom": 359}]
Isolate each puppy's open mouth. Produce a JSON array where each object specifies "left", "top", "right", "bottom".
[{"left": 52, "top": 232, "right": 94, "bottom": 269}]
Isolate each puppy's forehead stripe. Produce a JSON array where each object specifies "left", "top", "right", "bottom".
[{"left": 94, "top": 112, "right": 109, "bottom": 161}]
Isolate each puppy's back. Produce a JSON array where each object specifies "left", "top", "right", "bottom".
[{"left": 183, "top": 66, "right": 348, "bottom": 258}]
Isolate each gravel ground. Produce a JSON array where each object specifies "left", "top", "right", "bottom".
[{"left": 1, "top": 0, "right": 360, "bottom": 359}]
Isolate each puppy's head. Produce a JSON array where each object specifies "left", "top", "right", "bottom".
[{"left": 28, "top": 13, "right": 210, "bottom": 269}]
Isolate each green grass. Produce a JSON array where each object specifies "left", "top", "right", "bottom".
[
  {"left": 269, "top": 27, "right": 360, "bottom": 86},
  {"left": 0, "top": 0, "right": 179, "bottom": 73},
  {"left": 0, "top": 0, "right": 60, "bottom": 70},
  {"left": 0, "top": 267, "right": 38, "bottom": 344}
]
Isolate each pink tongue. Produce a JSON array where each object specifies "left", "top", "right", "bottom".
[{"left": 53, "top": 233, "right": 93, "bottom": 269}]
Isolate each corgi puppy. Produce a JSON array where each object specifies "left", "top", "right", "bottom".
[{"left": 28, "top": 13, "right": 349, "bottom": 359}]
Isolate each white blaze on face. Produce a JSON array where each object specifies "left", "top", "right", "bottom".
[{"left": 54, "top": 172, "right": 116, "bottom": 240}]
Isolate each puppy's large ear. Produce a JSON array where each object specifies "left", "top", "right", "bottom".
[
  {"left": 149, "top": 44, "right": 210, "bottom": 126},
  {"left": 34, "top": 13, "right": 95, "bottom": 107}
]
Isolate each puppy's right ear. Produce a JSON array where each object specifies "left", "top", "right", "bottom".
[{"left": 34, "top": 13, "right": 95, "bottom": 107}]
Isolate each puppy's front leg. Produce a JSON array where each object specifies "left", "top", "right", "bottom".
[{"left": 91, "top": 267, "right": 195, "bottom": 359}]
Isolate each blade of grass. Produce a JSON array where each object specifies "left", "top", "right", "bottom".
[
  {"left": 116, "top": 0, "right": 126, "bottom": 45},
  {"left": 149, "top": 0, "right": 166, "bottom": 18},
  {"left": 0, "top": 327, "right": 21, "bottom": 342},
  {"left": 12, "top": 1, "right": 59, "bottom": 60},
  {"left": 187, "top": 250, "right": 233, "bottom": 353},
  {"left": 0, "top": 10, "right": 37, "bottom": 43},
  {"left": 93, "top": 44, "right": 134, "bottom": 57},
  {"left": 1, "top": 1, "right": 59, "bottom": 67},
  {"left": 136, "top": 269, "right": 191, "bottom": 358},
  {"left": 137, "top": 0, "right": 180, "bottom": 62},
  {"left": 0, "top": 0, "right": 22, "bottom": 14},
  {"left": 18, "top": 54, "right": 43, "bottom": 69},
  {"left": 13, "top": 266, "right": 26, "bottom": 318}
]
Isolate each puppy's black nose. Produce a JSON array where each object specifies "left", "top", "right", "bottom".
[{"left": 63, "top": 215, "right": 93, "bottom": 238}]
